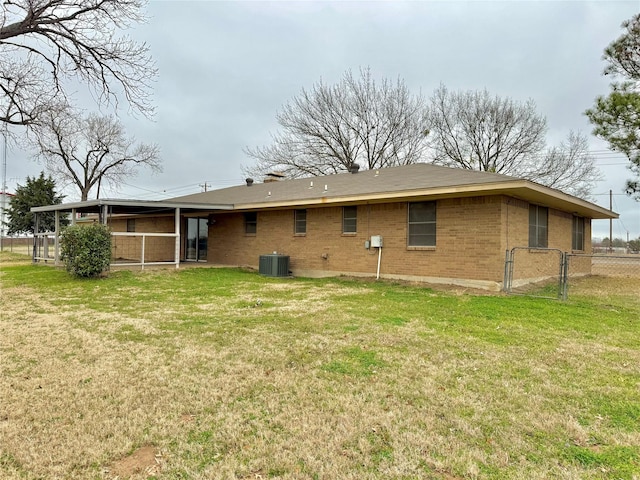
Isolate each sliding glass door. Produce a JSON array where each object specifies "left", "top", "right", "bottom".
[{"left": 185, "top": 218, "right": 208, "bottom": 261}]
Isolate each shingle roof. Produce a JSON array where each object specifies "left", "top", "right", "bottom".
[
  {"left": 172, "top": 163, "right": 515, "bottom": 205},
  {"left": 170, "top": 163, "right": 616, "bottom": 219}
]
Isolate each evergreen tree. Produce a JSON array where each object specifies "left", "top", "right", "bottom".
[
  {"left": 5, "top": 172, "right": 67, "bottom": 235},
  {"left": 585, "top": 13, "right": 640, "bottom": 198}
]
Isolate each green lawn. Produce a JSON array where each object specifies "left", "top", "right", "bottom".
[{"left": 1, "top": 253, "right": 639, "bottom": 479}]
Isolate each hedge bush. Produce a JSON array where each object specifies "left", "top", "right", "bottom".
[{"left": 60, "top": 223, "right": 112, "bottom": 278}]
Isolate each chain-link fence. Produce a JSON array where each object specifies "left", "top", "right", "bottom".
[
  {"left": 0, "top": 236, "right": 32, "bottom": 255},
  {"left": 568, "top": 254, "right": 640, "bottom": 279},
  {"left": 505, "top": 247, "right": 640, "bottom": 300}
]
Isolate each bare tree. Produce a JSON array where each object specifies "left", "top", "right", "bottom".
[
  {"left": 0, "top": 0, "right": 155, "bottom": 132},
  {"left": 522, "top": 131, "right": 603, "bottom": 199},
  {"left": 244, "top": 68, "right": 430, "bottom": 179},
  {"left": 427, "top": 85, "right": 547, "bottom": 174},
  {"left": 427, "top": 85, "right": 600, "bottom": 198},
  {"left": 33, "top": 108, "right": 161, "bottom": 200}
]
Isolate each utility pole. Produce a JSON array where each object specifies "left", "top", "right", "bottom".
[
  {"left": 199, "top": 183, "right": 211, "bottom": 193},
  {"left": 627, "top": 231, "right": 630, "bottom": 254},
  {"left": 609, "top": 189, "right": 613, "bottom": 254},
  {"left": 0, "top": 127, "right": 7, "bottom": 251}
]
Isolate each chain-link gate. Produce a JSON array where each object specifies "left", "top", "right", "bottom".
[{"left": 504, "top": 247, "right": 568, "bottom": 300}]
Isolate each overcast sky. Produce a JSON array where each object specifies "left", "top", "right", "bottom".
[{"left": 4, "top": 0, "right": 640, "bottom": 239}]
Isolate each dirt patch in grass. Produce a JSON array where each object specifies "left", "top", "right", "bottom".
[{"left": 108, "top": 445, "right": 161, "bottom": 479}]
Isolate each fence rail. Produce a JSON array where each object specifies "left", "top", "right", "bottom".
[
  {"left": 6, "top": 232, "right": 181, "bottom": 270},
  {"left": 110, "top": 232, "right": 179, "bottom": 269}
]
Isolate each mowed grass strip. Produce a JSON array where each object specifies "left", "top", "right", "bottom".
[{"left": 1, "top": 253, "right": 639, "bottom": 479}]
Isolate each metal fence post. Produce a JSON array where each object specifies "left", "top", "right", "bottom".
[
  {"left": 560, "top": 252, "right": 569, "bottom": 301},
  {"left": 503, "top": 249, "right": 513, "bottom": 293}
]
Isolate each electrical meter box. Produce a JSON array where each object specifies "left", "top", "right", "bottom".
[{"left": 370, "top": 235, "right": 383, "bottom": 248}]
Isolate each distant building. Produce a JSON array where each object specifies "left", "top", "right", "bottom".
[{"left": 0, "top": 191, "right": 14, "bottom": 237}]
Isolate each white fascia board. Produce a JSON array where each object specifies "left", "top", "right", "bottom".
[{"left": 31, "top": 199, "right": 234, "bottom": 213}]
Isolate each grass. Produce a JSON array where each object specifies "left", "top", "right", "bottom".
[{"left": 1, "top": 252, "right": 639, "bottom": 479}]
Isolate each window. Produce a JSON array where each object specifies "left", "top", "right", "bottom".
[
  {"left": 572, "top": 216, "right": 584, "bottom": 251},
  {"left": 126, "top": 219, "right": 135, "bottom": 232},
  {"left": 408, "top": 201, "right": 436, "bottom": 247},
  {"left": 294, "top": 209, "right": 307, "bottom": 234},
  {"left": 244, "top": 212, "right": 257, "bottom": 234},
  {"left": 529, "top": 205, "right": 548, "bottom": 248},
  {"left": 342, "top": 206, "right": 357, "bottom": 233}
]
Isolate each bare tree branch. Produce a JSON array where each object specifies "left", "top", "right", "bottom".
[
  {"left": 0, "top": 0, "right": 156, "bottom": 132},
  {"left": 32, "top": 107, "right": 161, "bottom": 200},
  {"left": 427, "top": 85, "right": 600, "bottom": 198},
  {"left": 244, "top": 67, "right": 430, "bottom": 179},
  {"left": 521, "top": 131, "right": 603, "bottom": 199},
  {"left": 428, "top": 85, "right": 548, "bottom": 175}
]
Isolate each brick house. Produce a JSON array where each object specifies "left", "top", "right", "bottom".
[{"left": 32, "top": 164, "right": 617, "bottom": 290}]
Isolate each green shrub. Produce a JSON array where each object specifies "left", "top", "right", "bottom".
[{"left": 60, "top": 223, "right": 112, "bottom": 278}]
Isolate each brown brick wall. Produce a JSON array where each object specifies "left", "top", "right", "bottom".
[
  {"left": 502, "top": 198, "right": 592, "bottom": 279},
  {"left": 104, "top": 196, "right": 594, "bottom": 285},
  {"left": 208, "top": 196, "right": 507, "bottom": 284},
  {"left": 501, "top": 198, "right": 592, "bottom": 254}
]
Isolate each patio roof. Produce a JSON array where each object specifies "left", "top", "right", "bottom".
[{"left": 31, "top": 198, "right": 234, "bottom": 216}]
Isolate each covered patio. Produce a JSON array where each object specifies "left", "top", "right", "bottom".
[{"left": 31, "top": 199, "right": 232, "bottom": 269}]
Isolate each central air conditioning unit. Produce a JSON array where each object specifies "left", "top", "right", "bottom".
[{"left": 259, "top": 254, "right": 290, "bottom": 277}]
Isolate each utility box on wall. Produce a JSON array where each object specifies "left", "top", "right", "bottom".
[
  {"left": 370, "top": 235, "right": 383, "bottom": 248},
  {"left": 259, "top": 254, "right": 290, "bottom": 277}
]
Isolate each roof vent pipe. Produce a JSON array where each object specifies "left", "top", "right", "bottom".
[
  {"left": 246, "top": 178, "right": 254, "bottom": 186},
  {"left": 349, "top": 163, "right": 360, "bottom": 174}
]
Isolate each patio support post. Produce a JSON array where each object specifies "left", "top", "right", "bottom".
[
  {"left": 175, "top": 208, "right": 180, "bottom": 268},
  {"left": 102, "top": 205, "right": 108, "bottom": 225},
  {"left": 54, "top": 210, "right": 60, "bottom": 266},
  {"left": 141, "top": 234, "right": 146, "bottom": 271},
  {"left": 71, "top": 208, "right": 76, "bottom": 226},
  {"left": 33, "top": 213, "right": 39, "bottom": 262}
]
